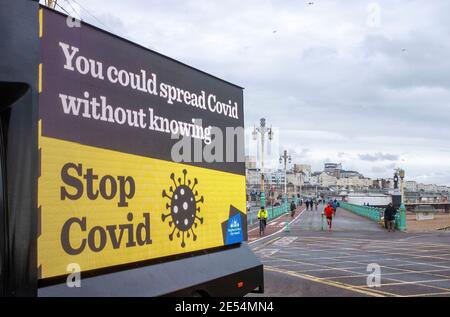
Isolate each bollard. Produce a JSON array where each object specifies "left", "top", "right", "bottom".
[
  {"left": 321, "top": 213, "right": 324, "bottom": 231},
  {"left": 398, "top": 203, "right": 407, "bottom": 231},
  {"left": 284, "top": 196, "right": 290, "bottom": 232},
  {"left": 260, "top": 192, "right": 266, "bottom": 210}
]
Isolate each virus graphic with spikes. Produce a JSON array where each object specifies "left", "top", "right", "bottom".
[{"left": 161, "top": 169, "right": 204, "bottom": 248}]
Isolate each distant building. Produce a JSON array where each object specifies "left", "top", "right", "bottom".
[
  {"left": 340, "top": 170, "right": 361, "bottom": 178},
  {"left": 286, "top": 171, "right": 304, "bottom": 194},
  {"left": 417, "top": 183, "right": 438, "bottom": 193},
  {"left": 245, "top": 155, "right": 257, "bottom": 170},
  {"left": 309, "top": 171, "right": 321, "bottom": 186},
  {"left": 324, "top": 163, "right": 342, "bottom": 178},
  {"left": 372, "top": 179, "right": 383, "bottom": 189},
  {"left": 246, "top": 168, "right": 260, "bottom": 189},
  {"left": 246, "top": 167, "right": 290, "bottom": 194},
  {"left": 337, "top": 176, "right": 371, "bottom": 189},
  {"left": 324, "top": 163, "right": 342, "bottom": 172},
  {"left": 247, "top": 159, "right": 450, "bottom": 198},
  {"left": 383, "top": 178, "right": 394, "bottom": 189},
  {"left": 405, "top": 180, "right": 418, "bottom": 192},
  {"left": 417, "top": 183, "right": 438, "bottom": 192},
  {"left": 318, "top": 172, "right": 338, "bottom": 187},
  {"left": 293, "top": 164, "right": 311, "bottom": 183},
  {"left": 245, "top": 156, "right": 260, "bottom": 194},
  {"left": 293, "top": 164, "right": 311, "bottom": 173},
  {"left": 266, "top": 169, "right": 286, "bottom": 187}
]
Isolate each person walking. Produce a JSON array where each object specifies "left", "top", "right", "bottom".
[
  {"left": 384, "top": 203, "right": 397, "bottom": 232},
  {"left": 332, "top": 199, "right": 340, "bottom": 216},
  {"left": 305, "top": 199, "right": 310, "bottom": 211},
  {"left": 290, "top": 200, "right": 296, "bottom": 218},
  {"left": 313, "top": 198, "right": 318, "bottom": 211},
  {"left": 324, "top": 202, "right": 334, "bottom": 231}
]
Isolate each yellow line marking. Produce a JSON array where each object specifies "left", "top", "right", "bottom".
[
  {"left": 381, "top": 277, "right": 450, "bottom": 293},
  {"left": 38, "top": 119, "right": 42, "bottom": 148},
  {"left": 264, "top": 265, "right": 391, "bottom": 297},
  {"left": 325, "top": 270, "right": 450, "bottom": 281},
  {"left": 359, "top": 253, "right": 450, "bottom": 269},
  {"left": 265, "top": 255, "right": 379, "bottom": 283},
  {"left": 278, "top": 240, "right": 450, "bottom": 268},
  {"left": 278, "top": 256, "right": 450, "bottom": 276},
  {"left": 266, "top": 260, "right": 450, "bottom": 296},
  {"left": 269, "top": 255, "right": 359, "bottom": 271},
  {"left": 252, "top": 237, "right": 281, "bottom": 252},
  {"left": 38, "top": 63, "right": 42, "bottom": 93},
  {"left": 406, "top": 291, "right": 450, "bottom": 297},
  {"left": 263, "top": 237, "right": 281, "bottom": 246},
  {"left": 297, "top": 235, "right": 450, "bottom": 248},
  {"left": 376, "top": 278, "right": 450, "bottom": 287},
  {"left": 264, "top": 251, "right": 450, "bottom": 296},
  {"left": 39, "top": 8, "right": 43, "bottom": 38},
  {"left": 315, "top": 267, "right": 450, "bottom": 293}
]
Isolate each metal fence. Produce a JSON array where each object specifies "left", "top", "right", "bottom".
[
  {"left": 339, "top": 201, "right": 401, "bottom": 229},
  {"left": 265, "top": 197, "right": 301, "bottom": 221},
  {"left": 248, "top": 197, "right": 300, "bottom": 225}
]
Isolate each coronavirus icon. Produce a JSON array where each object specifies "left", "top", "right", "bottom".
[{"left": 162, "top": 169, "right": 204, "bottom": 248}]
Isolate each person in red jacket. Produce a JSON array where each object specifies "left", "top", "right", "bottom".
[{"left": 324, "top": 202, "right": 334, "bottom": 231}]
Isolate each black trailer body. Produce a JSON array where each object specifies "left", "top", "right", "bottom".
[
  {"left": 0, "top": 0, "right": 39, "bottom": 297},
  {"left": 0, "top": 0, "right": 263, "bottom": 297}
]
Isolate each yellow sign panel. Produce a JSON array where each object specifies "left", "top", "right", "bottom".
[{"left": 38, "top": 136, "right": 246, "bottom": 279}]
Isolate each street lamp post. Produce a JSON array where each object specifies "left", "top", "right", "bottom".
[
  {"left": 398, "top": 169, "right": 407, "bottom": 231},
  {"left": 399, "top": 169, "right": 405, "bottom": 204},
  {"left": 299, "top": 172, "right": 303, "bottom": 201},
  {"left": 253, "top": 118, "right": 273, "bottom": 209},
  {"left": 280, "top": 150, "right": 291, "bottom": 232}
]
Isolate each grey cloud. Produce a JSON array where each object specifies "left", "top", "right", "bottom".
[
  {"left": 359, "top": 153, "right": 399, "bottom": 162},
  {"left": 288, "top": 148, "right": 310, "bottom": 160},
  {"left": 371, "top": 166, "right": 387, "bottom": 174},
  {"left": 52, "top": 0, "right": 450, "bottom": 185}
]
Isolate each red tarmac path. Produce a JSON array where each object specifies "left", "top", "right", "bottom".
[{"left": 247, "top": 205, "right": 307, "bottom": 244}]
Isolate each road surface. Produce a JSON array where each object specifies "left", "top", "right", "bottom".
[{"left": 248, "top": 206, "right": 450, "bottom": 297}]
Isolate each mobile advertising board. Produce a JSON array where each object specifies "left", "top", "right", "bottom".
[{"left": 38, "top": 7, "right": 247, "bottom": 280}]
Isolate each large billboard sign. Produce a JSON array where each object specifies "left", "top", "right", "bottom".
[{"left": 38, "top": 8, "right": 246, "bottom": 280}]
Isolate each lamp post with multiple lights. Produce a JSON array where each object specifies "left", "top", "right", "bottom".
[
  {"left": 252, "top": 118, "right": 273, "bottom": 208},
  {"left": 280, "top": 150, "right": 292, "bottom": 232},
  {"left": 398, "top": 168, "right": 406, "bottom": 231}
]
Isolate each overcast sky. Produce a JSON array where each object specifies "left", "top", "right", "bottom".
[{"left": 49, "top": 0, "right": 450, "bottom": 185}]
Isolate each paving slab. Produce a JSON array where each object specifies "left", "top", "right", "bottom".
[{"left": 249, "top": 206, "right": 450, "bottom": 297}]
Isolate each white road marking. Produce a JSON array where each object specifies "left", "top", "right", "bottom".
[
  {"left": 255, "top": 248, "right": 280, "bottom": 257},
  {"left": 249, "top": 208, "right": 306, "bottom": 245},
  {"left": 274, "top": 237, "right": 298, "bottom": 247}
]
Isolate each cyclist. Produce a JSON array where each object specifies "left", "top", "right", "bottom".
[{"left": 257, "top": 206, "right": 268, "bottom": 236}]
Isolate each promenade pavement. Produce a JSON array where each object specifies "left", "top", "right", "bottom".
[{"left": 247, "top": 205, "right": 450, "bottom": 297}]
